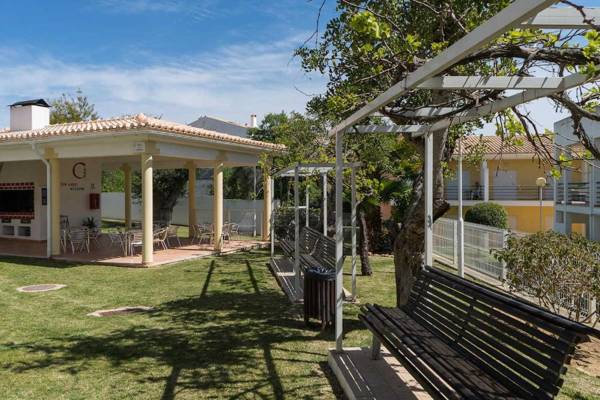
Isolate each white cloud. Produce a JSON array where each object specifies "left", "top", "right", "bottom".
[
  {"left": 91, "top": 0, "right": 218, "bottom": 20},
  {"left": 0, "top": 35, "right": 324, "bottom": 127}
]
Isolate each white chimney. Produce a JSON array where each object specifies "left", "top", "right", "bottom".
[
  {"left": 250, "top": 114, "right": 257, "bottom": 128},
  {"left": 9, "top": 99, "right": 50, "bottom": 131}
]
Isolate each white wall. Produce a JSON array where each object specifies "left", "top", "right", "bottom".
[
  {"left": 102, "top": 193, "right": 263, "bottom": 235},
  {"left": 59, "top": 159, "right": 102, "bottom": 229}
]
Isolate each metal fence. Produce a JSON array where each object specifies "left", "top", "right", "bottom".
[
  {"left": 433, "top": 218, "right": 506, "bottom": 279},
  {"left": 434, "top": 218, "right": 598, "bottom": 324}
]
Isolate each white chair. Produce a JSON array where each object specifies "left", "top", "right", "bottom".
[
  {"left": 166, "top": 225, "right": 181, "bottom": 247},
  {"left": 88, "top": 228, "right": 102, "bottom": 247},
  {"left": 229, "top": 223, "right": 239, "bottom": 240},
  {"left": 153, "top": 228, "right": 169, "bottom": 250},
  {"left": 128, "top": 230, "right": 144, "bottom": 256},
  {"left": 60, "top": 229, "right": 69, "bottom": 253},
  {"left": 68, "top": 229, "right": 89, "bottom": 254},
  {"left": 199, "top": 224, "right": 213, "bottom": 244}
]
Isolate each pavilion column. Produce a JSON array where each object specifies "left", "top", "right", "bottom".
[
  {"left": 481, "top": 159, "right": 489, "bottom": 201},
  {"left": 213, "top": 162, "right": 224, "bottom": 251},
  {"left": 187, "top": 162, "right": 197, "bottom": 238},
  {"left": 49, "top": 157, "right": 61, "bottom": 256},
  {"left": 141, "top": 152, "right": 153, "bottom": 265},
  {"left": 262, "top": 171, "right": 272, "bottom": 241},
  {"left": 122, "top": 164, "right": 132, "bottom": 229}
]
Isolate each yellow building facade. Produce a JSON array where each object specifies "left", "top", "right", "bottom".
[{"left": 445, "top": 136, "right": 554, "bottom": 234}]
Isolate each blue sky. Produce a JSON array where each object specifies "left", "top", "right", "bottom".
[
  {"left": 0, "top": 0, "right": 336, "bottom": 127},
  {"left": 0, "top": 0, "right": 596, "bottom": 131}
]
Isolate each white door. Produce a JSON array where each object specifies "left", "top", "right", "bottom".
[{"left": 493, "top": 170, "right": 517, "bottom": 200}]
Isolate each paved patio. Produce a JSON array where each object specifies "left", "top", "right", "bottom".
[{"left": 0, "top": 237, "right": 267, "bottom": 267}]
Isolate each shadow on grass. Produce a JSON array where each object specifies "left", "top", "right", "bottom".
[
  {"left": 2, "top": 251, "right": 336, "bottom": 398},
  {"left": 0, "top": 256, "right": 85, "bottom": 269}
]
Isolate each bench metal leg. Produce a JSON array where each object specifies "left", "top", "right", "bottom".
[{"left": 371, "top": 335, "right": 382, "bottom": 360}]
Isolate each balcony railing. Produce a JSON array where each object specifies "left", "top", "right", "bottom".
[
  {"left": 555, "top": 182, "right": 589, "bottom": 205},
  {"left": 445, "top": 185, "right": 552, "bottom": 201},
  {"left": 490, "top": 186, "right": 553, "bottom": 201},
  {"left": 445, "top": 185, "right": 483, "bottom": 201}
]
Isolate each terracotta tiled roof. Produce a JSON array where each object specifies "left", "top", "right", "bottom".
[
  {"left": 455, "top": 135, "right": 553, "bottom": 156},
  {"left": 0, "top": 113, "right": 284, "bottom": 151}
]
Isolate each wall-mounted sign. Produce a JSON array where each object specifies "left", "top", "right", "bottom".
[
  {"left": 72, "top": 162, "right": 87, "bottom": 179},
  {"left": 41, "top": 187, "right": 47, "bottom": 206},
  {"left": 133, "top": 142, "right": 146, "bottom": 153}
]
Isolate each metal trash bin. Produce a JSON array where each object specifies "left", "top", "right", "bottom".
[{"left": 304, "top": 266, "right": 336, "bottom": 329}]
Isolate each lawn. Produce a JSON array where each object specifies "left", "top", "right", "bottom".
[{"left": 0, "top": 250, "right": 598, "bottom": 399}]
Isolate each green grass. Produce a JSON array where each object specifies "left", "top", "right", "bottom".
[{"left": 0, "top": 251, "right": 598, "bottom": 399}]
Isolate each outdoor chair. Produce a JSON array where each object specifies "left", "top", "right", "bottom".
[
  {"left": 229, "top": 223, "right": 239, "bottom": 240},
  {"left": 190, "top": 224, "right": 201, "bottom": 244},
  {"left": 198, "top": 224, "right": 213, "bottom": 244},
  {"left": 128, "top": 230, "right": 143, "bottom": 256},
  {"left": 68, "top": 229, "right": 89, "bottom": 254},
  {"left": 88, "top": 227, "right": 102, "bottom": 247},
  {"left": 153, "top": 228, "right": 169, "bottom": 250},
  {"left": 166, "top": 225, "right": 181, "bottom": 247},
  {"left": 60, "top": 228, "right": 69, "bottom": 253},
  {"left": 107, "top": 229, "right": 127, "bottom": 255},
  {"left": 60, "top": 215, "right": 70, "bottom": 231},
  {"left": 222, "top": 223, "right": 231, "bottom": 242}
]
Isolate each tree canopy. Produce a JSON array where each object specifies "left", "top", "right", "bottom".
[
  {"left": 50, "top": 90, "right": 99, "bottom": 124},
  {"left": 296, "top": 0, "right": 600, "bottom": 305}
]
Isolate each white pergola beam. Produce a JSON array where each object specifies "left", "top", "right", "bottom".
[
  {"left": 418, "top": 76, "right": 567, "bottom": 90},
  {"left": 328, "top": 0, "right": 555, "bottom": 136},
  {"left": 346, "top": 125, "right": 427, "bottom": 134},
  {"left": 399, "top": 107, "right": 461, "bottom": 118},
  {"left": 523, "top": 7, "right": 600, "bottom": 29},
  {"left": 412, "top": 72, "right": 598, "bottom": 137}
]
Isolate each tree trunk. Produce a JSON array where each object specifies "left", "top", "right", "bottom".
[
  {"left": 154, "top": 190, "right": 181, "bottom": 224},
  {"left": 393, "top": 127, "right": 450, "bottom": 307},
  {"left": 358, "top": 204, "right": 373, "bottom": 276}
]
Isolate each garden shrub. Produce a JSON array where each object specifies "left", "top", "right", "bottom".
[
  {"left": 494, "top": 231, "right": 600, "bottom": 324},
  {"left": 464, "top": 202, "right": 508, "bottom": 229}
]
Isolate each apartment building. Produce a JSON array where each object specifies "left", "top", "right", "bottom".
[
  {"left": 445, "top": 135, "right": 554, "bottom": 233},
  {"left": 554, "top": 115, "right": 600, "bottom": 239}
]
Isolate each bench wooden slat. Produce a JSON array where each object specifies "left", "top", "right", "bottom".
[
  {"left": 424, "top": 281, "right": 570, "bottom": 363},
  {"left": 379, "top": 306, "right": 518, "bottom": 399},
  {"left": 417, "top": 284, "right": 567, "bottom": 379},
  {"left": 360, "top": 266, "right": 592, "bottom": 399},
  {"left": 406, "top": 299, "right": 550, "bottom": 395},
  {"left": 409, "top": 277, "right": 569, "bottom": 397},
  {"left": 360, "top": 311, "right": 464, "bottom": 400}
]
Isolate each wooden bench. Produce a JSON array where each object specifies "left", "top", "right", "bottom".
[
  {"left": 279, "top": 226, "right": 320, "bottom": 258},
  {"left": 299, "top": 227, "right": 340, "bottom": 271},
  {"left": 360, "top": 266, "right": 597, "bottom": 400}
]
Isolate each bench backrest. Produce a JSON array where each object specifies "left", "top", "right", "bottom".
[
  {"left": 299, "top": 227, "right": 321, "bottom": 254},
  {"left": 300, "top": 227, "right": 338, "bottom": 270},
  {"left": 405, "top": 267, "right": 594, "bottom": 400}
]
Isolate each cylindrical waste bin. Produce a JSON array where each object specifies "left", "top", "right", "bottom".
[{"left": 304, "top": 266, "right": 336, "bottom": 329}]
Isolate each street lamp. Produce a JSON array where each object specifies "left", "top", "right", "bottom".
[{"left": 536, "top": 177, "right": 547, "bottom": 231}]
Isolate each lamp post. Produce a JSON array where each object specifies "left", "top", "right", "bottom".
[{"left": 536, "top": 177, "right": 547, "bottom": 231}]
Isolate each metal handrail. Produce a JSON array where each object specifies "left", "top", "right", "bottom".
[{"left": 489, "top": 185, "right": 553, "bottom": 201}]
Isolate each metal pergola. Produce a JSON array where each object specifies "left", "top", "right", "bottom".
[
  {"left": 331, "top": 1, "right": 600, "bottom": 351},
  {"left": 271, "top": 162, "right": 361, "bottom": 300}
]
